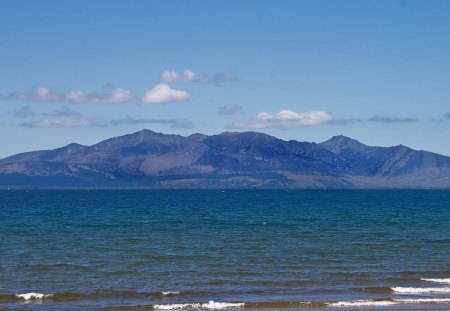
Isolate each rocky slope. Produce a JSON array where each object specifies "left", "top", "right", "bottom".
[{"left": 1, "top": 130, "right": 449, "bottom": 188}]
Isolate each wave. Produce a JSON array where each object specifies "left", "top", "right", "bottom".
[
  {"left": 329, "top": 300, "right": 396, "bottom": 307},
  {"left": 422, "top": 278, "right": 450, "bottom": 284},
  {"left": 0, "top": 294, "right": 21, "bottom": 303},
  {"left": 360, "top": 286, "right": 393, "bottom": 294},
  {"left": 16, "top": 292, "right": 53, "bottom": 301},
  {"left": 161, "top": 291, "right": 181, "bottom": 296},
  {"left": 5, "top": 290, "right": 450, "bottom": 309},
  {"left": 2, "top": 290, "right": 189, "bottom": 303},
  {"left": 330, "top": 298, "right": 450, "bottom": 307},
  {"left": 245, "top": 301, "right": 328, "bottom": 308},
  {"left": 101, "top": 298, "right": 450, "bottom": 310},
  {"left": 392, "top": 286, "right": 450, "bottom": 294},
  {"left": 9, "top": 294, "right": 450, "bottom": 310},
  {"left": 154, "top": 301, "right": 245, "bottom": 310},
  {"left": 396, "top": 298, "right": 450, "bottom": 303}
]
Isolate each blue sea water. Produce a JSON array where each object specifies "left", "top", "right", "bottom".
[{"left": 0, "top": 189, "right": 450, "bottom": 310}]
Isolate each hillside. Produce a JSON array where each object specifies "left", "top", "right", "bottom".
[{"left": 1, "top": 130, "right": 450, "bottom": 188}]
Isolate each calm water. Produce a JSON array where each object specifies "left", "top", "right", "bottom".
[{"left": 0, "top": 190, "right": 450, "bottom": 310}]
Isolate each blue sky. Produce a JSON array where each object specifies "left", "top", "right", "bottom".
[{"left": 1, "top": 0, "right": 450, "bottom": 158}]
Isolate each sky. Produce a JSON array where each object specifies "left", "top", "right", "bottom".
[{"left": 1, "top": 0, "right": 450, "bottom": 158}]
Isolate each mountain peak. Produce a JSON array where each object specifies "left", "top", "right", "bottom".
[
  {"left": 2, "top": 130, "right": 450, "bottom": 188},
  {"left": 320, "top": 135, "right": 368, "bottom": 154},
  {"left": 326, "top": 135, "right": 359, "bottom": 144},
  {"left": 130, "top": 128, "right": 161, "bottom": 138}
]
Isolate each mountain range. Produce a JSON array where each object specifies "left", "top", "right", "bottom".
[{"left": 1, "top": 129, "right": 450, "bottom": 188}]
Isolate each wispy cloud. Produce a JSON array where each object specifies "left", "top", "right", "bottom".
[
  {"left": 142, "top": 83, "right": 191, "bottom": 104},
  {"left": 327, "top": 118, "right": 363, "bottom": 125},
  {"left": 218, "top": 104, "right": 243, "bottom": 115},
  {"left": 21, "top": 118, "right": 104, "bottom": 128},
  {"left": 160, "top": 69, "right": 196, "bottom": 83},
  {"left": 210, "top": 72, "right": 238, "bottom": 86},
  {"left": 3, "top": 69, "right": 236, "bottom": 107},
  {"left": 110, "top": 117, "right": 194, "bottom": 129},
  {"left": 3, "top": 86, "right": 133, "bottom": 104},
  {"left": 44, "top": 106, "right": 81, "bottom": 117},
  {"left": 159, "top": 69, "right": 238, "bottom": 86},
  {"left": 13, "top": 105, "right": 37, "bottom": 118},
  {"left": 232, "top": 109, "right": 333, "bottom": 129},
  {"left": 3, "top": 87, "right": 61, "bottom": 102},
  {"left": 434, "top": 111, "right": 450, "bottom": 122},
  {"left": 367, "top": 115, "right": 419, "bottom": 123},
  {"left": 66, "top": 88, "right": 133, "bottom": 104},
  {"left": 192, "top": 72, "right": 238, "bottom": 86}
]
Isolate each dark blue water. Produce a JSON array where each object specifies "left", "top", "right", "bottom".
[{"left": 1, "top": 190, "right": 450, "bottom": 310}]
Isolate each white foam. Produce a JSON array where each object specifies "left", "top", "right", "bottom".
[
  {"left": 161, "top": 291, "right": 181, "bottom": 296},
  {"left": 154, "top": 301, "right": 244, "bottom": 310},
  {"left": 202, "top": 301, "right": 245, "bottom": 309},
  {"left": 155, "top": 303, "right": 200, "bottom": 310},
  {"left": 329, "top": 298, "right": 450, "bottom": 307},
  {"left": 422, "top": 278, "right": 450, "bottom": 284},
  {"left": 16, "top": 292, "right": 53, "bottom": 300},
  {"left": 392, "top": 287, "right": 450, "bottom": 294},
  {"left": 396, "top": 298, "right": 450, "bottom": 304},
  {"left": 329, "top": 300, "right": 395, "bottom": 307}
]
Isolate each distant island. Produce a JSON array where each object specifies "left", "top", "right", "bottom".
[{"left": 1, "top": 129, "right": 450, "bottom": 189}]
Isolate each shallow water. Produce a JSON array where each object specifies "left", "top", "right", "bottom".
[{"left": 0, "top": 189, "right": 449, "bottom": 310}]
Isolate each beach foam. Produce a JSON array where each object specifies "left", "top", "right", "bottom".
[
  {"left": 154, "top": 303, "right": 201, "bottom": 310},
  {"left": 330, "top": 298, "right": 450, "bottom": 307},
  {"left": 161, "top": 291, "right": 181, "bottom": 296},
  {"left": 154, "top": 301, "right": 245, "bottom": 310},
  {"left": 421, "top": 278, "right": 450, "bottom": 284},
  {"left": 329, "top": 300, "right": 395, "bottom": 307},
  {"left": 392, "top": 287, "right": 450, "bottom": 294},
  {"left": 16, "top": 292, "right": 53, "bottom": 300},
  {"left": 396, "top": 298, "right": 450, "bottom": 304}
]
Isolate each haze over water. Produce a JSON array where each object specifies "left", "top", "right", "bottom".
[{"left": 1, "top": 189, "right": 450, "bottom": 310}]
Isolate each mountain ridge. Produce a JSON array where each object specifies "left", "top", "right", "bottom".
[{"left": 1, "top": 129, "right": 450, "bottom": 188}]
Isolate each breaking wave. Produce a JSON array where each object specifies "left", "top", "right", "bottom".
[
  {"left": 421, "top": 278, "right": 450, "bottom": 284},
  {"left": 161, "top": 291, "right": 181, "bottom": 296},
  {"left": 330, "top": 298, "right": 450, "bottom": 307},
  {"left": 392, "top": 287, "right": 450, "bottom": 294},
  {"left": 2, "top": 290, "right": 189, "bottom": 303},
  {"left": 16, "top": 292, "right": 53, "bottom": 301},
  {"left": 154, "top": 301, "right": 245, "bottom": 310}
]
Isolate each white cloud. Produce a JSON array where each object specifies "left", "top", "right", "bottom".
[
  {"left": 160, "top": 69, "right": 196, "bottom": 83},
  {"left": 2, "top": 86, "right": 133, "bottom": 104},
  {"left": 65, "top": 90, "right": 86, "bottom": 103},
  {"left": 66, "top": 88, "right": 133, "bottom": 104},
  {"left": 142, "top": 83, "right": 191, "bottom": 104},
  {"left": 103, "top": 88, "right": 133, "bottom": 103},
  {"left": 4, "top": 87, "right": 61, "bottom": 101},
  {"left": 232, "top": 109, "right": 333, "bottom": 129},
  {"left": 21, "top": 118, "right": 103, "bottom": 128},
  {"left": 160, "top": 70, "right": 180, "bottom": 83},
  {"left": 158, "top": 69, "right": 237, "bottom": 86},
  {"left": 183, "top": 69, "right": 195, "bottom": 81},
  {"left": 35, "top": 87, "right": 60, "bottom": 100}
]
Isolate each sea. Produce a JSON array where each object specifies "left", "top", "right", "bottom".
[{"left": 0, "top": 189, "right": 449, "bottom": 311}]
